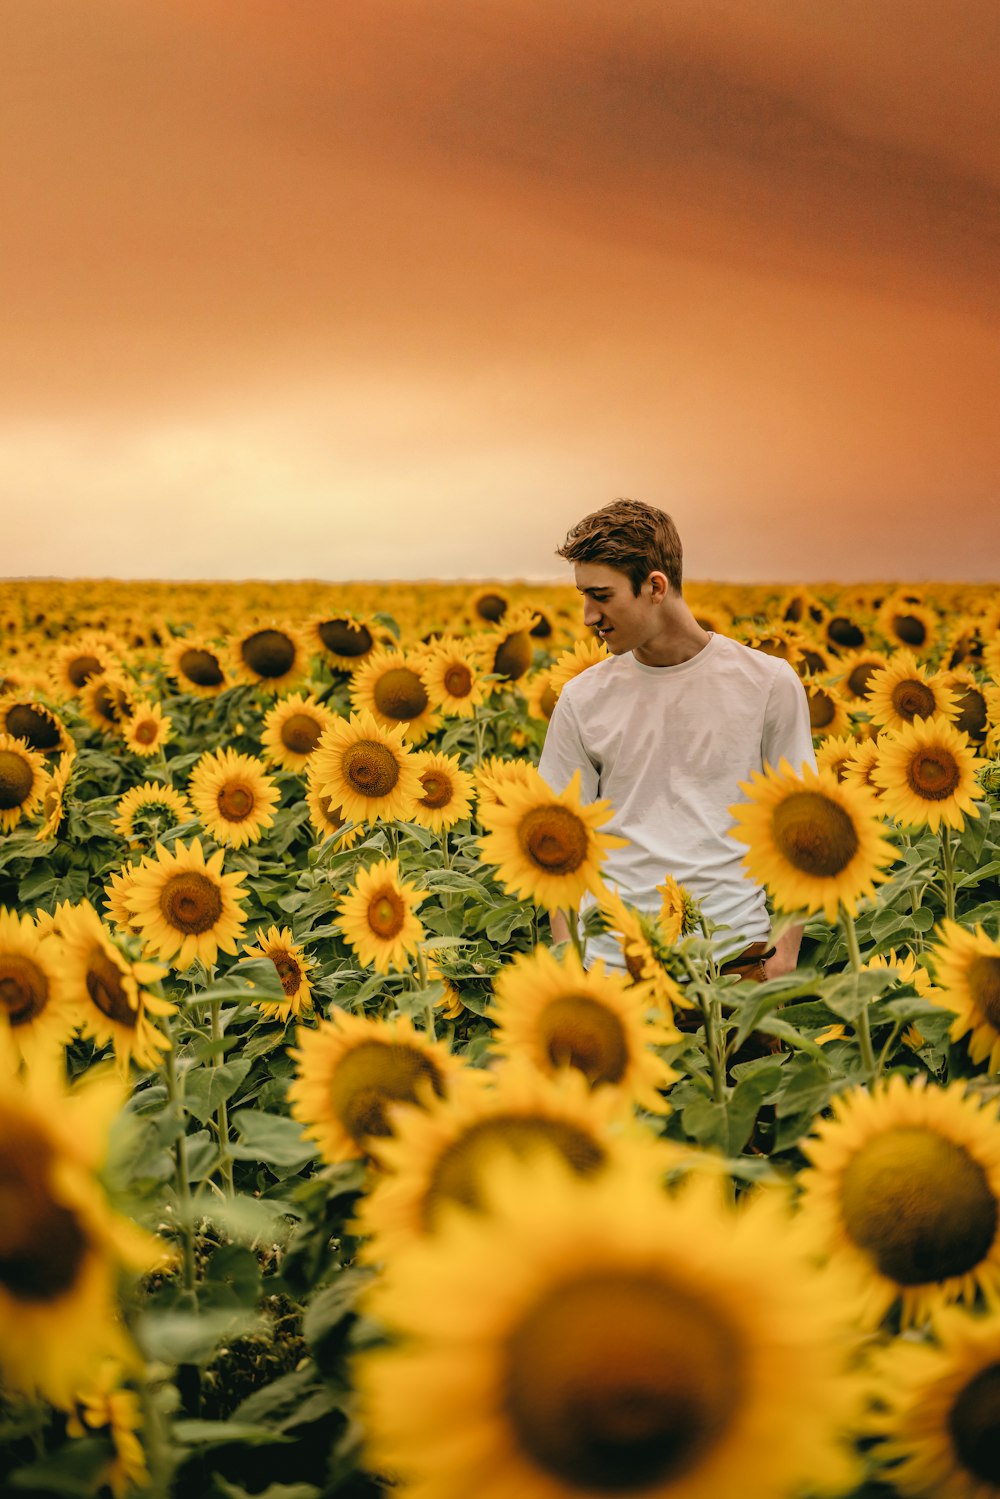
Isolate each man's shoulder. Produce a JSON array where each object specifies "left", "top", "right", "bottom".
[
  {"left": 711, "top": 634, "right": 797, "bottom": 685},
  {"left": 558, "top": 651, "right": 630, "bottom": 707}
]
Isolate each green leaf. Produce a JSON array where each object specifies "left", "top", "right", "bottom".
[
  {"left": 211, "top": 1481, "right": 321, "bottom": 1499},
  {"left": 726, "top": 1065, "right": 784, "bottom": 1154},
  {"left": 9, "top": 1437, "right": 114, "bottom": 1495},
  {"left": 230, "top": 1111, "right": 316, "bottom": 1170},
  {"left": 137, "top": 1307, "right": 265, "bottom": 1364},
  {"left": 774, "top": 1058, "right": 832, "bottom": 1120},
  {"left": 173, "top": 1419, "right": 291, "bottom": 1448},
  {"left": 303, "top": 1268, "right": 374, "bottom": 1367},
  {"left": 679, "top": 1095, "right": 728, "bottom": 1151},
  {"left": 184, "top": 1058, "right": 254, "bottom": 1124}
]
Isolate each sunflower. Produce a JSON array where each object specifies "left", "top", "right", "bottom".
[
  {"left": 0, "top": 732, "right": 47, "bottom": 832},
  {"left": 49, "top": 634, "right": 116, "bottom": 698},
  {"left": 121, "top": 700, "right": 172, "bottom": 757},
  {"left": 597, "top": 887, "right": 690, "bottom": 1013},
  {"left": 260, "top": 691, "right": 338, "bottom": 772},
  {"left": 78, "top": 671, "right": 135, "bottom": 735},
  {"left": 67, "top": 1362, "right": 149, "bottom": 1499},
  {"left": 942, "top": 668, "right": 991, "bottom": 744},
  {"left": 102, "top": 862, "right": 141, "bottom": 936},
  {"left": 112, "top": 781, "right": 194, "bottom": 846},
  {"left": 0, "top": 1035, "right": 166, "bottom": 1408},
  {"left": 357, "top": 1156, "right": 860, "bottom": 1499},
  {"left": 873, "top": 716, "right": 984, "bottom": 833},
  {"left": 834, "top": 647, "right": 891, "bottom": 701},
  {"left": 816, "top": 732, "right": 862, "bottom": 783},
  {"left": 823, "top": 612, "right": 869, "bottom": 653},
  {"left": 231, "top": 621, "right": 310, "bottom": 693},
  {"left": 35, "top": 749, "right": 76, "bottom": 842},
  {"left": 422, "top": 640, "right": 488, "bottom": 718},
  {"left": 865, "top": 651, "right": 958, "bottom": 733},
  {"left": 879, "top": 596, "right": 938, "bottom": 654},
  {"left": 489, "top": 946, "right": 677, "bottom": 1110},
  {"left": 479, "top": 606, "right": 541, "bottom": 684},
  {"left": 187, "top": 747, "right": 281, "bottom": 849},
  {"left": 125, "top": 837, "right": 248, "bottom": 970},
  {"left": 729, "top": 759, "right": 896, "bottom": 922},
  {"left": 0, "top": 695, "right": 71, "bottom": 756},
  {"left": 805, "top": 681, "right": 852, "bottom": 740},
  {"left": 524, "top": 668, "right": 559, "bottom": 725},
  {"left": 743, "top": 628, "right": 804, "bottom": 670},
  {"left": 546, "top": 635, "right": 611, "bottom": 699},
  {"left": 242, "top": 925, "right": 314, "bottom": 1021},
  {"left": 311, "top": 709, "right": 422, "bottom": 825},
  {"left": 336, "top": 858, "right": 428, "bottom": 974},
  {"left": 310, "top": 611, "right": 381, "bottom": 671},
  {"left": 928, "top": 919, "right": 1000, "bottom": 1072},
  {"left": 355, "top": 1064, "right": 657, "bottom": 1260},
  {"left": 0, "top": 908, "right": 77, "bottom": 1064},
  {"left": 985, "top": 637, "right": 1000, "bottom": 686},
  {"left": 869, "top": 1306, "right": 1000, "bottom": 1498},
  {"left": 58, "top": 901, "right": 174, "bottom": 1072},
  {"left": 407, "top": 750, "right": 474, "bottom": 833},
  {"left": 350, "top": 647, "right": 440, "bottom": 744},
  {"left": 842, "top": 734, "right": 886, "bottom": 796},
  {"left": 799, "top": 1074, "right": 1000, "bottom": 1326},
  {"left": 473, "top": 754, "right": 546, "bottom": 813},
  {"left": 657, "top": 873, "right": 702, "bottom": 943},
  {"left": 468, "top": 586, "right": 510, "bottom": 624},
  {"left": 478, "top": 769, "right": 626, "bottom": 914},
  {"left": 287, "top": 1009, "right": 462, "bottom": 1164},
  {"left": 164, "top": 635, "right": 230, "bottom": 698},
  {"left": 303, "top": 761, "right": 363, "bottom": 847}
]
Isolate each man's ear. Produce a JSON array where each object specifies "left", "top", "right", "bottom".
[{"left": 647, "top": 570, "right": 670, "bottom": 601}]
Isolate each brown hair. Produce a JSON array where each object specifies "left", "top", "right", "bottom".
[{"left": 556, "top": 498, "right": 683, "bottom": 595}]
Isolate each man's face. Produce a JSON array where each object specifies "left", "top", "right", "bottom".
[{"left": 574, "top": 561, "right": 660, "bottom": 655}]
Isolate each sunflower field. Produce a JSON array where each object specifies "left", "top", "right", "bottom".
[{"left": 3, "top": 575, "right": 1000, "bottom": 1499}]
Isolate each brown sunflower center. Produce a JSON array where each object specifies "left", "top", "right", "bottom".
[
  {"left": 540, "top": 683, "right": 559, "bottom": 719},
  {"left": 537, "top": 995, "right": 629, "bottom": 1086},
  {"left": 372, "top": 667, "right": 428, "bottom": 721},
  {"left": 179, "top": 648, "right": 224, "bottom": 688},
  {"left": 840, "top": 1125, "right": 998, "bottom": 1285},
  {"left": 948, "top": 1360, "right": 1000, "bottom": 1486},
  {"left": 770, "top": 791, "right": 860, "bottom": 878},
  {"left": 329, "top": 1039, "right": 444, "bottom": 1144},
  {"left": 442, "top": 662, "right": 473, "bottom": 697},
  {"left": 241, "top": 630, "right": 295, "bottom": 679},
  {"left": 5, "top": 704, "right": 61, "bottom": 752},
  {"left": 318, "top": 619, "right": 374, "bottom": 657},
  {"left": 425, "top": 1115, "right": 605, "bottom": 1228},
  {"left": 280, "top": 713, "right": 321, "bottom": 755},
  {"left": 159, "top": 871, "right": 224, "bottom": 935},
  {"left": 0, "top": 749, "right": 34, "bottom": 810},
  {"left": 418, "top": 771, "right": 452, "bottom": 810},
  {"left": 493, "top": 631, "right": 533, "bottom": 682},
  {"left": 272, "top": 951, "right": 303, "bottom": 996},
  {"left": 906, "top": 748, "right": 962, "bottom": 801},
  {"left": 891, "top": 679, "right": 936, "bottom": 721},
  {"left": 0, "top": 955, "right": 49, "bottom": 1024},
  {"left": 828, "top": 617, "right": 865, "bottom": 649},
  {"left": 85, "top": 946, "right": 137, "bottom": 1027},
  {"left": 474, "top": 592, "right": 507, "bottom": 622},
  {"left": 504, "top": 1272, "right": 742, "bottom": 1491},
  {"left": 217, "top": 783, "right": 255, "bottom": 821},
  {"left": 892, "top": 613, "right": 928, "bottom": 648},
  {"left": 317, "top": 792, "right": 346, "bottom": 829},
  {"left": 518, "top": 806, "right": 590, "bottom": 875},
  {"left": 808, "top": 692, "right": 837, "bottom": 729},
  {"left": 955, "top": 688, "right": 987, "bottom": 739},
  {"left": 968, "top": 955, "right": 1000, "bottom": 1030},
  {"left": 93, "top": 682, "right": 131, "bottom": 725},
  {"left": 0, "top": 1135, "right": 89, "bottom": 1303},
  {"left": 342, "top": 740, "right": 400, "bottom": 798},
  {"left": 367, "top": 888, "right": 406, "bottom": 939},
  {"left": 67, "top": 653, "right": 102, "bottom": 688},
  {"left": 134, "top": 718, "right": 159, "bottom": 745},
  {"left": 847, "top": 662, "right": 878, "bottom": 698}
]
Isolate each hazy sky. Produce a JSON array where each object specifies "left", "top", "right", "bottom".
[{"left": 4, "top": 0, "right": 998, "bottom": 582}]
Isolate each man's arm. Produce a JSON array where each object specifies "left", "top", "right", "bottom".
[
  {"left": 764, "top": 922, "right": 803, "bottom": 979},
  {"left": 549, "top": 909, "right": 573, "bottom": 947}
]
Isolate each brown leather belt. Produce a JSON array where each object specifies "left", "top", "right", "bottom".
[{"left": 718, "top": 940, "right": 776, "bottom": 976}]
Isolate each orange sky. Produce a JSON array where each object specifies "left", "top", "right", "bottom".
[{"left": 4, "top": 0, "right": 998, "bottom": 582}]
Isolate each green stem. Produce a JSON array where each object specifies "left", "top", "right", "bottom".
[
  {"left": 210, "top": 999, "right": 234, "bottom": 1196},
  {"left": 940, "top": 825, "right": 956, "bottom": 923},
  {"left": 841, "top": 906, "right": 875, "bottom": 1080},
  {"left": 564, "top": 908, "right": 586, "bottom": 966},
  {"left": 415, "top": 947, "right": 435, "bottom": 1038},
  {"left": 700, "top": 990, "right": 728, "bottom": 1107},
  {"left": 439, "top": 829, "right": 451, "bottom": 870},
  {"left": 163, "top": 1042, "right": 197, "bottom": 1298},
  {"left": 472, "top": 704, "right": 486, "bottom": 766}
]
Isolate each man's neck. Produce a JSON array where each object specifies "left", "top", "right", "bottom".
[{"left": 632, "top": 597, "right": 713, "bottom": 668}]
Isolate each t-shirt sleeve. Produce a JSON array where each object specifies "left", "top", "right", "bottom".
[
  {"left": 537, "top": 692, "right": 601, "bottom": 802},
  {"left": 761, "top": 662, "right": 816, "bottom": 776}
]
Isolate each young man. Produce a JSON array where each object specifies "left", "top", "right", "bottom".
[{"left": 538, "top": 498, "right": 816, "bottom": 979}]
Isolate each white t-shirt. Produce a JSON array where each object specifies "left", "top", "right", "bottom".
[{"left": 537, "top": 633, "right": 817, "bottom": 967}]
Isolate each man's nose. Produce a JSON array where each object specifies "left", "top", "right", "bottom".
[{"left": 583, "top": 601, "right": 601, "bottom": 626}]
